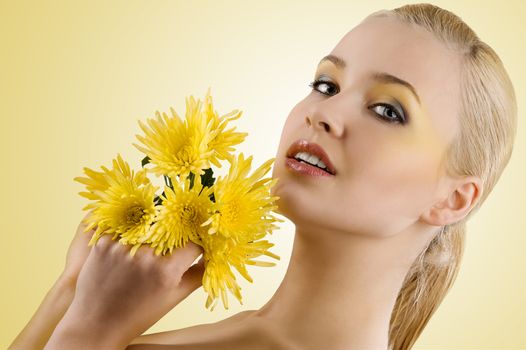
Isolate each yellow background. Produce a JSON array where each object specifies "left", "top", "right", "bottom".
[{"left": 1, "top": 1, "right": 525, "bottom": 348}]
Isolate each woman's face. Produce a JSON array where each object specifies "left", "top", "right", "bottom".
[{"left": 271, "top": 16, "right": 462, "bottom": 237}]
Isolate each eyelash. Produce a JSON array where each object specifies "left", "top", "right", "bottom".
[{"left": 308, "top": 79, "right": 407, "bottom": 125}]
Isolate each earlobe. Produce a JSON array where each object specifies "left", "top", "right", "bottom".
[{"left": 420, "top": 176, "right": 483, "bottom": 227}]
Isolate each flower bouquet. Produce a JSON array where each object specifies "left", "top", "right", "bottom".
[{"left": 74, "top": 87, "right": 283, "bottom": 311}]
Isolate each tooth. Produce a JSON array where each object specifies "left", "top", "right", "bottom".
[
  {"left": 293, "top": 152, "right": 331, "bottom": 172},
  {"left": 307, "top": 154, "right": 320, "bottom": 164}
]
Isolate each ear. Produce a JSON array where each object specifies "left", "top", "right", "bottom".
[{"left": 420, "top": 175, "right": 483, "bottom": 226}]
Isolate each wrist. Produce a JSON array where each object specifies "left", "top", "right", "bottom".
[
  {"left": 7, "top": 274, "right": 78, "bottom": 350},
  {"left": 50, "top": 273, "right": 77, "bottom": 311},
  {"left": 58, "top": 270, "right": 79, "bottom": 290},
  {"left": 45, "top": 309, "right": 125, "bottom": 350}
]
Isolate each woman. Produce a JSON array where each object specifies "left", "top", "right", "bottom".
[{"left": 10, "top": 3, "right": 517, "bottom": 350}]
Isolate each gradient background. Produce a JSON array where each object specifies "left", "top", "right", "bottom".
[{"left": 1, "top": 1, "right": 525, "bottom": 349}]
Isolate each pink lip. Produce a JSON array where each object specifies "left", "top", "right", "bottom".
[
  {"left": 285, "top": 139, "right": 337, "bottom": 175},
  {"left": 285, "top": 158, "right": 334, "bottom": 177}
]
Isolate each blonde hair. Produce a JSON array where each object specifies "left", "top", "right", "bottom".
[{"left": 365, "top": 3, "right": 518, "bottom": 350}]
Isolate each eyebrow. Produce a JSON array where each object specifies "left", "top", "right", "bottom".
[{"left": 318, "top": 54, "right": 421, "bottom": 105}]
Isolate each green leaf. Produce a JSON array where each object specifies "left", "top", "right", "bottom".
[
  {"left": 188, "top": 172, "right": 196, "bottom": 189},
  {"left": 141, "top": 156, "right": 151, "bottom": 167},
  {"left": 200, "top": 168, "right": 216, "bottom": 188}
]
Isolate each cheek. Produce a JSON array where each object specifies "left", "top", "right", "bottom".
[
  {"left": 270, "top": 99, "right": 443, "bottom": 235},
  {"left": 372, "top": 149, "right": 440, "bottom": 212},
  {"left": 337, "top": 144, "right": 442, "bottom": 235}
]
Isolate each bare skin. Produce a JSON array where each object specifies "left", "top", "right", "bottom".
[
  {"left": 128, "top": 15, "right": 483, "bottom": 349},
  {"left": 11, "top": 15, "right": 483, "bottom": 350},
  {"left": 126, "top": 311, "right": 296, "bottom": 350},
  {"left": 8, "top": 213, "right": 95, "bottom": 350}
]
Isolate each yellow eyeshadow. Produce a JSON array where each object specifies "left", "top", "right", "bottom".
[
  {"left": 369, "top": 84, "right": 415, "bottom": 110},
  {"left": 371, "top": 85, "right": 444, "bottom": 154},
  {"left": 315, "top": 62, "right": 340, "bottom": 78}
]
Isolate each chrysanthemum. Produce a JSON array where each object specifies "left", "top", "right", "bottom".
[
  {"left": 201, "top": 153, "right": 283, "bottom": 239},
  {"left": 132, "top": 90, "right": 247, "bottom": 180},
  {"left": 74, "top": 153, "right": 149, "bottom": 204},
  {"left": 74, "top": 154, "right": 158, "bottom": 256},
  {"left": 199, "top": 152, "right": 284, "bottom": 310},
  {"left": 132, "top": 106, "right": 215, "bottom": 180},
  {"left": 74, "top": 92, "right": 283, "bottom": 311},
  {"left": 201, "top": 87, "right": 248, "bottom": 168},
  {"left": 141, "top": 174, "right": 214, "bottom": 256},
  {"left": 200, "top": 231, "right": 280, "bottom": 311}
]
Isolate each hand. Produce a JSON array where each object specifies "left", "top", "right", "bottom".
[
  {"left": 61, "top": 211, "right": 98, "bottom": 286},
  {"left": 46, "top": 234, "right": 205, "bottom": 349}
]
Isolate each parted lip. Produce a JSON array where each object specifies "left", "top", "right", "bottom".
[{"left": 286, "top": 139, "right": 337, "bottom": 175}]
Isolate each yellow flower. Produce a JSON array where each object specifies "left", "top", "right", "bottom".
[
  {"left": 200, "top": 231, "right": 280, "bottom": 311},
  {"left": 132, "top": 106, "right": 213, "bottom": 180},
  {"left": 74, "top": 153, "right": 149, "bottom": 203},
  {"left": 200, "top": 233, "right": 240, "bottom": 311},
  {"left": 74, "top": 154, "right": 158, "bottom": 256},
  {"left": 199, "top": 152, "right": 284, "bottom": 310},
  {"left": 74, "top": 92, "right": 283, "bottom": 311},
  {"left": 201, "top": 153, "right": 283, "bottom": 238},
  {"left": 133, "top": 89, "right": 247, "bottom": 180},
  {"left": 141, "top": 174, "right": 214, "bottom": 256},
  {"left": 202, "top": 87, "right": 247, "bottom": 167}
]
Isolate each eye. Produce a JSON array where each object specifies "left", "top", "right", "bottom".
[
  {"left": 308, "top": 79, "right": 339, "bottom": 96},
  {"left": 308, "top": 79, "right": 408, "bottom": 125},
  {"left": 368, "top": 103, "right": 406, "bottom": 124}
]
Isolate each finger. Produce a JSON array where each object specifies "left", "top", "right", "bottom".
[
  {"left": 125, "top": 242, "right": 158, "bottom": 262},
  {"left": 171, "top": 258, "right": 206, "bottom": 301},
  {"left": 75, "top": 211, "right": 90, "bottom": 234},
  {"left": 77, "top": 222, "right": 97, "bottom": 243},
  {"left": 78, "top": 210, "right": 95, "bottom": 230},
  {"left": 93, "top": 234, "right": 115, "bottom": 251},
  {"left": 76, "top": 211, "right": 101, "bottom": 242},
  {"left": 165, "top": 242, "right": 204, "bottom": 277}
]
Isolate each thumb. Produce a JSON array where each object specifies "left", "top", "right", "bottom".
[{"left": 172, "top": 256, "right": 206, "bottom": 300}]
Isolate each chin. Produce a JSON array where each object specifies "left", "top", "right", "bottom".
[
  {"left": 268, "top": 174, "right": 295, "bottom": 220},
  {"left": 270, "top": 157, "right": 333, "bottom": 224},
  {"left": 269, "top": 179, "right": 310, "bottom": 224}
]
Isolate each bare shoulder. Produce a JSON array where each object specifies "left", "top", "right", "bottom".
[
  {"left": 125, "top": 310, "right": 297, "bottom": 350},
  {"left": 126, "top": 310, "right": 254, "bottom": 349}
]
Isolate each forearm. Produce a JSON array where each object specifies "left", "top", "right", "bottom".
[
  {"left": 8, "top": 274, "right": 76, "bottom": 350},
  {"left": 44, "top": 306, "right": 128, "bottom": 350}
]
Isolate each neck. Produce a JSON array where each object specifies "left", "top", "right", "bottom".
[{"left": 252, "top": 223, "right": 432, "bottom": 349}]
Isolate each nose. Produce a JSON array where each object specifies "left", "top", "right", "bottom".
[{"left": 305, "top": 112, "right": 345, "bottom": 138}]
